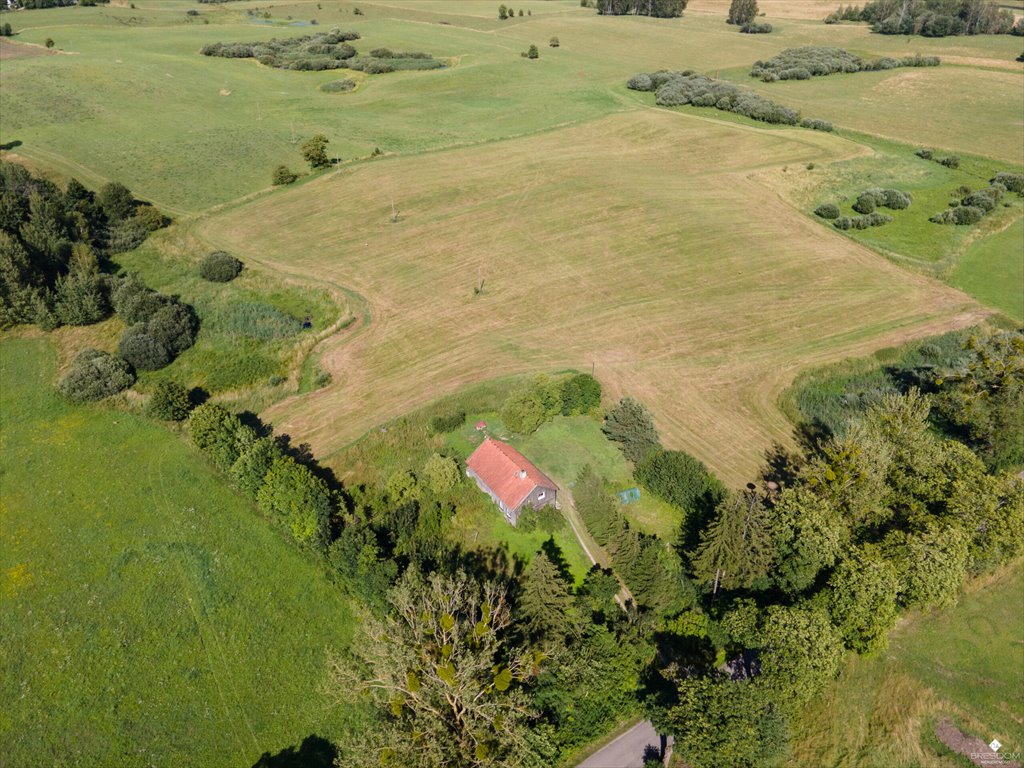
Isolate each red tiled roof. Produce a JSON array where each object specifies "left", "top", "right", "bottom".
[{"left": 466, "top": 438, "right": 557, "bottom": 511}]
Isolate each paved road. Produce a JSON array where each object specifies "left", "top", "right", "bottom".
[{"left": 577, "top": 720, "right": 670, "bottom": 768}]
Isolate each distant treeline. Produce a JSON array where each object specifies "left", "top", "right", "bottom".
[
  {"left": 826, "top": 0, "right": 1023, "bottom": 36},
  {"left": 592, "top": 0, "right": 688, "bottom": 17},
  {"left": 8, "top": 0, "right": 107, "bottom": 7},
  {"left": 628, "top": 70, "right": 833, "bottom": 129},
  {"left": 201, "top": 28, "right": 442, "bottom": 73},
  {"left": 751, "top": 46, "right": 939, "bottom": 82}
]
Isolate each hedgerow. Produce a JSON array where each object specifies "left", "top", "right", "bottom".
[
  {"left": 800, "top": 118, "right": 834, "bottom": 131},
  {"left": 991, "top": 172, "right": 1024, "bottom": 194},
  {"left": 201, "top": 29, "right": 442, "bottom": 73},
  {"left": 628, "top": 70, "right": 820, "bottom": 126},
  {"left": 751, "top": 46, "right": 939, "bottom": 81}
]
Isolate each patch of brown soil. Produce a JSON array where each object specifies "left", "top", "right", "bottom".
[
  {"left": 0, "top": 38, "right": 58, "bottom": 60},
  {"left": 935, "top": 717, "right": 1021, "bottom": 768}
]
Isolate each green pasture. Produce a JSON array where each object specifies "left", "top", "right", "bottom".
[
  {"left": 787, "top": 564, "right": 1024, "bottom": 767},
  {"left": 0, "top": 337, "right": 363, "bottom": 767},
  {"left": 951, "top": 218, "right": 1024, "bottom": 322}
]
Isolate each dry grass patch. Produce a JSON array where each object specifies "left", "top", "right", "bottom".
[{"left": 201, "top": 109, "right": 978, "bottom": 485}]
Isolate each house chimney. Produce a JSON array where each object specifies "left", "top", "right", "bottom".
[{"left": 520, "top": 469, "right": 527, "bottom": 479}]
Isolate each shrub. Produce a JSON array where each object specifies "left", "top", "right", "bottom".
[
  {"left": 865, "top": 211, "right": 893, "bottom": 226},
  {"left": 45, "top": 38, "right": 54, "bottom": 49},
  {"left": 635, "top": 449, "right": 723, "bottom": 512},
  {"left": 549, "top": 36, "right": 560, "bottom": 47},
  {"left": 560, "top": 373, "right": 602, "bottom": 415},
  {"left": 314, "top": 368, "right": 332, "bottom": 388},
  {"left": 147, "top": 302, "right": 198, "bottom": 355},
  {"left": 272, "top": 165, "right": 298, "bottom": 185},
  {"left": 627, "top": 73, "right": 655, "bottom": 91},
  {"left": 54, "top": 268, "right": 106, "bottom": 326},
  {"left": 526, "top": 44, "right": 539, "bottom": 59},
  {"left": 800, "top": 118, "right": 833, "bottom": 131},
  {"left": 930, "top": 206, "right": 985, "bottom": 225},
  {"left": 501, "top": 374, "right": 560, "bottom": 434},
  {"left": 814, "top": 203, "right": 840, "bottom": 219},
  {"left": 98, "top": 181, "right": 135, "bottom": 222},
  {"left": 257, "top": 457, "right": 332, "bottom": 548},
  {"left": 635, "top": 70, "right": 801, "bottom": 125},
  {"left": 833, "top": 216, "right": 852, "bottom": 230},
  {"left": 110, "top": 274, "right": 168, "bottom": 324},
  {"left": 991, "top": 172, "right": 1024, "bottom": 195},
  {"left": 147, "top": 380, "right": 192, "bottom": 420},
  {"left": 882, "top": 189, "right": 912, "bottom": 210},
  {"left": 230, "top": 436, "right": 283, "bottom": 498},
  {"left": 107, "top": 218, "right": 150, "bottom": 254},
  {"left": 429, "top": 410, "right": 466, "bottom": 434},
  {"left": 752, "top": 46, "right": 939, "bottom": 81},
  {"left": 603, "top": 397, "right": 660, "bottom": 463},
  {"left": 118, "top": 323, "right": 171, "bottom": 370},
  {"left": 740, "top": 22, "right": 772, "bottom": 33},
  {"left": 189, "top": 402, "right": 253, "bottom": 471},
  {"left": 852, "top": 193, "right": 877, "bottom": 214},
  {"left": 938, "top": 155, "right": 960, "bottom": 169},
  {"left": 199, "top": 250, "right": 244, "bottom": 282},
  {"left": 423, "top": 453, "right": 461, "bottom": 494},
  {"left": 320, "top": 78, "right": 356, "bottom": 93},
  {"left": 57, "top": 349, "right": 135, "bottom": 402},
  {"left": 132, "top": 205, "right": 169, "bottom": 232},
  {"left": 915, "top": 148, "right": 934, "bottom": 160}
]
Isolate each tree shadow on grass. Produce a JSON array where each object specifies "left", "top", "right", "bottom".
[{"left": 252, "top": 734, "right": 336, "bottom": 768}]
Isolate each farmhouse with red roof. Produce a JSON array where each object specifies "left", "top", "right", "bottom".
[{"left": 466, "top": 438, "right": 558, "bottom": 526}]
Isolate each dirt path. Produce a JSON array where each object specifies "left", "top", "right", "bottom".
[
  {"left": 935, "top": 718, "right": 1021, "bottom": 768},
  {"left": 559, "top": 487, "right": 635, "bottom": 609}
]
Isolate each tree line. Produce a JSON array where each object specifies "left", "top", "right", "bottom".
[{"left": 825, "top": 0, "right": 1024, "bottom": 36}]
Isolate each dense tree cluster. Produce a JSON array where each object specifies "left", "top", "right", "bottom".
[
  {"left": 825, "top": 0, "right": 1019, "bottom": 36},
  {"left": 201, "top": 29, "right": 441, "bottom": 73},
  {"left": 500, "top": 373, "right": 601, "bottom": 434},
  {"left": 628, "top": 70, "right": 834, "bottom": 127},
  {"left": 751, "top": 46, "right": 939, "bottom": 81},
  {"left": 1, "top": 162, "right": 166, "bottom": 330}
]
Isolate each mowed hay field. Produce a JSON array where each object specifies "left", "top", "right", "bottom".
[
  {"left": 0, "top": 338, "right": 362, "bottom": 767},
  {"left": 201, "top": 109, "right": 980, "bottom": 485}
]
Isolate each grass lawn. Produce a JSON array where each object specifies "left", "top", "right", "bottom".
[
  {"left": 786, "top": 564, "right": 1024, "bottom": 767},
  {"left": 950, "top": 218, "right": 1024, "bottom": 323},
  {"left": 0, "top": 337, "right": 363, "bottom": 767}
]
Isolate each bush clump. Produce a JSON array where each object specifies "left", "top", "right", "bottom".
[
  {"left": 740, "top": 22, "right": 772, "bottom": 33},
  {"left": 930, "top": 206, "right": 985, "bottom": 225},
  {"left": 57, "top": 349, "right": 135, "bottom": 402},
  {"left": 272, "top": 165, "right": 298, "bottom": 185},
  {"left": 202, "top": 28, "right": 441, "bottom": 74},
  {"left": 147, "top": 380, "right": 193, "bottom": 420},
  {"left": 199, "top": 251, "right": 244, "bottom": 282},
  {"left": 938, "top": 155, "right": 960, "bottom": 169},
  {"left": 915, "top": 148, "right": 934, "bottom": 160},
  {"left": 320, "top": 78, "right": 356, "bottom": 93},
  {"left": 991, "top": 172, "right": 1024, "bottom": 195},
  {"left": 751, "top": 46, "right": 939, "bottom": 81},
  {"left": 852, "top": 192, "right": 877, "bottom": 214},
  {"left": 118, "top": 323, "right": 171, "bottom": 371},
  {"left": 800, "top": 118, "right": 834, "bottom": 131},
  {"left": 629, "top": 70, "right": 805, "bottom": 126},
  {"left": 814, "top": 203, "right": 841, "bottom": 219},
  {"left": 930, "top": 186, "right": 1003, "bottom": 226}
]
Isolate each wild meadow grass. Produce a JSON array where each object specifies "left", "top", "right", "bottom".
[{"left": 0, "top": 338, "right": 365, "bottom": 766}]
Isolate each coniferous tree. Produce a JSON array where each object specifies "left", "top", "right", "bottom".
[
  {"left": 602, "top": 397, "right": 660, "bottom": 463},
  {"left": 691, "top": 490, "right": 772, "bottom": 593},
  {"left": 519, "top": 552, "right": 573, "bottom": 647},
  {"left": 574, "top": 465, "right": 621, "bottom": 545}
]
